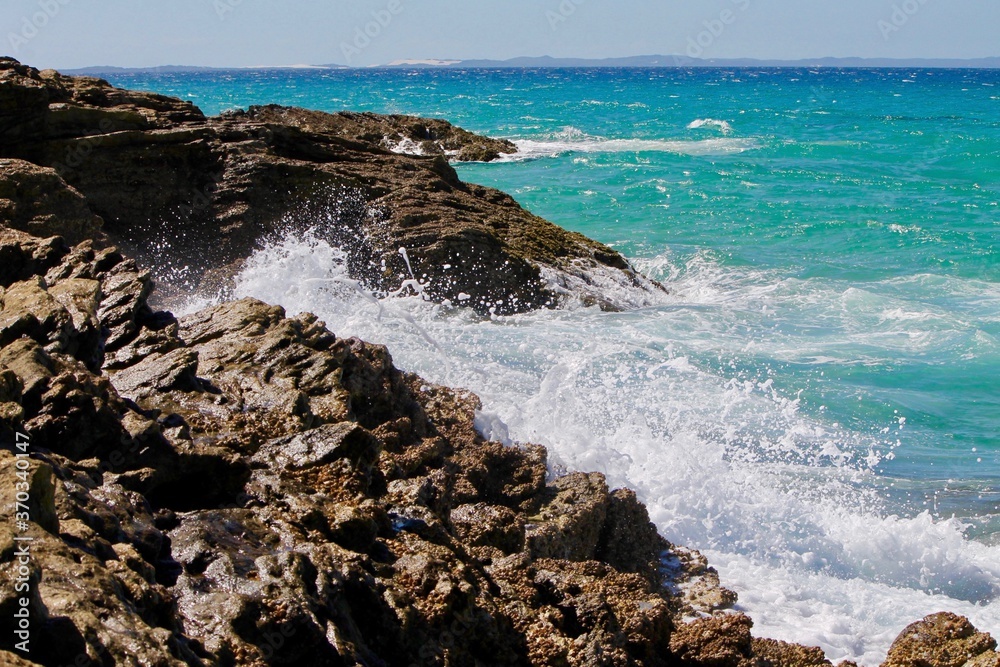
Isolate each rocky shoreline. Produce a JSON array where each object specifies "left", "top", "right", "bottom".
[
  {"left": 0, "top": 58, "right": 664, "bottom": 315},
  {"left": 1, "top": 58, "right": 998, "bottom": 667}
]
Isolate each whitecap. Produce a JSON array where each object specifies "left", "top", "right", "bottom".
[{"left": 687, "top": 118, "right": 734, "bottom": 134}]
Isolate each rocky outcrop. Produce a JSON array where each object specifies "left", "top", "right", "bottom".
[
  {"left": 0, "top": 57, "right": 665, "bottom": 315},
  {"left": 1, "top": 63, "right": 997, "bottom": 667},
  {"left": 882, "top": 613, "right": 1000, "bottom": 667},
  {"left": 0, "top": 159, "right": 732, "bottom": 666}
]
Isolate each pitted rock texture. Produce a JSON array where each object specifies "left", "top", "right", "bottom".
[{"left": 882, "top": 613, "right": 999, "bottom": 667}]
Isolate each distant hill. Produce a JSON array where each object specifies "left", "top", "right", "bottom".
[
  {"left": 66, "top": 65, "right": 223, "bottom": 75},
  {"left": 67, "top": 55, "right": 1000, "bottom": 75},
  {"left": 65, "top": 64, "right": 347, "bottom": 75}
]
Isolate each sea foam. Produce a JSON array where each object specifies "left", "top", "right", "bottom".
[
  {"left": 195, "top": 229, "right": 1000, "bottom": 666},
  {"left": 687, "top": 118, "right": 735, "bottom": 134},
  {"left": 499, "top": 126, "right": 760, "bottom": 161}
]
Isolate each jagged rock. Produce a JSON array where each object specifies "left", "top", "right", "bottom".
[
  {"left": 0, "top": 275, "right": 103, "bottom": 369},
  {"left": 1, "top": 339, "right": 129, "bottom": 461},
  {"left": 751, "top": 638, "right": 831, "bottom": 667},
  {"left": 670, "top": 613, "right": 758, "bottom": 667},
  {"left": 526, "top": 471, "right": 611, "bottom": 562},
  {"left": 251, "top": 421, "right": 382, "bottom": 473},
  {"left": 663, "top": 545, "right": 739, "bottom": 617},
  {"left": 0, "top": 228, "right": 69, "bottom": 287},
  {"left": 450, "top": 438, "right": 548, "bottom": 509},
  {"left": 0, "top": 158, "right": 102, "bottom": 244},
  {"left": 0, "top": 58, "right": 666, "bottom": 315},
  {"left": 450, "top": 502, "right": 526, "bottom": 554},
  {"left": 964, "top": 653, "right": 1000, "bottom": 667},
  {"left": 598, "top": 487, "right": 671, "bottom": 582},
  {"left": 490, "top": 557, "right": 675, "bottom": 667},
  {"left": 109, "top": 347, "right": 201, "bottom": 398},
  {"left": 0, "top": 452, "right": 58, "bottom": 534},
  {"left": 882, "top": 613, "right": 998, "bottom": 667}
]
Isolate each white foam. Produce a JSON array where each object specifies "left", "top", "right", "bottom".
[
  {"left": 385, "top": 135, "right": 427, "bottom": 156},
  {"left": 504, "top": 137, "right": 761, "bottom": 161},
  {"left": 538, "top": 259, "right": 673, "bottom": 311},
  {"left": 497, "top": 126, "right": 760, "bottom": 162},
  {"left": 190, "top": 231, "right": 1000, "bottom": 665},
  {"left": 688, "top": 118, "right": 735, "bottom": 134}
]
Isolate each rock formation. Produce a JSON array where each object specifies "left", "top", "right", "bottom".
[
  {"left": 0, "top": 61, "right": 997, "bottom": 667},
  {"left": 0, "top": 57, "right": 664, "bottom": 315}
]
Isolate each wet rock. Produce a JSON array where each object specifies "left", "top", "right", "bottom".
[
  {"left": 525, "top": 472, "right": 610, "bottom": 562},
  {"left": 882, "top": 613, "right": 998, "bottom": 667},
  {"left": 0, "top": 228, "right": 68, "bottom": 287},
  {"left": 662, "top": 546, "right": 739, "bottom": 617},
  {"left": 2, "top": 59, "right": 954, "bottom": 667},
  {"left": 0, "top": 451, "right": 58, "bottom": 534},
  {"left": 451, "top": 439, "right": 548, "bottom": 509},
  {"left": 493, "top": 557, "right": 675, "bottom": 667},
  {"left": 96, "top": 257, "right": 154, "bottom": 351},
  {"left": 598, "top": 487, "right": 671, "bottom": 583},
  {"left": 964, "top": 653, "right": 1000, "bottom": 667},
  {"left": 252, "top": 421, "right": 382, "bottom": 473},
  {"left": 109, "top": 347, "right": 201, "bottom": 398}
]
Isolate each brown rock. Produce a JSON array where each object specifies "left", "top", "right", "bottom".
[
  {"left": 525, "top": 472, "right": 610, "bottom": 562},
  {"left": 882, "top": 613, "right": 998, "bottom": 667},
  {"left": 670, "top": 613, "right": 758, "bottom": 667},
  {"left": 451, "top": 502, "right": 526, "bottom": 554},
  {"left": 0, "top": 62, "right": 865, "bottom": 666},
  {"left": 0, "top": 228, "right": 68, "bottom": 287},
  {"left": 598, "top": 487, "right": 671, "bottom": 583},
  {"left": 752, "top": 638, "right": 831, "bottom": 667},
  {"left": 0, "top": 159, "right": 101, "bottom": 244},
  {"left": 1, "top": 58, "right": 666, "bottom": 315}
]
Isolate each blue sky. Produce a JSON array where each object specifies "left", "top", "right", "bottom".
[{"left": 3, "top": 0, "right": 998, "bottom": 69}]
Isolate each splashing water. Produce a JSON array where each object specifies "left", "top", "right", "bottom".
[
  {"left": 177, "top": 228, "right": 1000, "bottom": 665},
  {"left": 114, "top": 66, "right": 1000, "bottom": 665}
]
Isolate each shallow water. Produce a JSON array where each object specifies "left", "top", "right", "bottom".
[{"left": 109, "top": 67, "right": 1000, "bottom": 664}]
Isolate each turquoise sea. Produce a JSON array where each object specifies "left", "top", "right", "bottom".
[{"left": 104, "top": 67, "right": 1000, "bottom": 663}]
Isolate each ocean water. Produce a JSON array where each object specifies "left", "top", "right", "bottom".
[{"left": 104, "top": 68, "right": 1000, "bottom": 664}]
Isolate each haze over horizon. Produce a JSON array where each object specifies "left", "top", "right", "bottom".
[{"left": 2, "top": 0, "right": 999, "bottom": 70}]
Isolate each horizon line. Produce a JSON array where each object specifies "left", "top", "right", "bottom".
[{"left": 49, "top": 53, "right": 1000, "bottom": 74}]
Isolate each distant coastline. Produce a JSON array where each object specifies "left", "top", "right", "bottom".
[{"left": 64, "top": 54, "right": 1000, "bottom": 75}]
